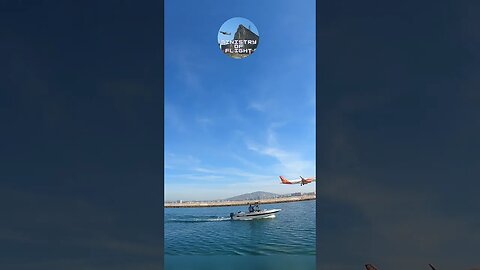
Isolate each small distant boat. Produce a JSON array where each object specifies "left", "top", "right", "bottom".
[{"left": 229, "top": 206, "right": 281, "bottom": 220}]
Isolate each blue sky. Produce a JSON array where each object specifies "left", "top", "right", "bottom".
[{"left": 165, "top": 0, "right": 316, "bottom": 201}]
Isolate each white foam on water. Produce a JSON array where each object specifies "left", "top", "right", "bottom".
[{"left": 167, "top": 216, "right": 231, "bottom": 223}]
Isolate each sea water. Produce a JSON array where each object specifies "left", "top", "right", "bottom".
[{"left": 165, "top": 200, "right": 315, "bottom": 270}]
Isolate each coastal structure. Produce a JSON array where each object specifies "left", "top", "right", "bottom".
[{"left": 164, "top": 193, "right": 315, "bottom": 208}]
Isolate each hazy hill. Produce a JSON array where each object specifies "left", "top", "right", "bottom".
[{"left": 225, "top": 191, "right": 279, "bottom": 201}]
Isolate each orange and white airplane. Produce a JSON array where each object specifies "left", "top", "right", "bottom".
[{"left": 279, "top": 176, "right": 316, "bottom": 186}]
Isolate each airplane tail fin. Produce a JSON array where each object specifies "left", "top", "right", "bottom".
[
  {"left": 279, "top": 176, "right": 292, "bottom": 184},
  {"left": 365, "top": 264, "right": 379, "bottom": 270}
]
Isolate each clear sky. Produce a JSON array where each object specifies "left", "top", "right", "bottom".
[{"left": 165, "top": 0, "right": 316, "bottom": 201}]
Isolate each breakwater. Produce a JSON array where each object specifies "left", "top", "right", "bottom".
[{"left": 164, "top": 194, "right": 316, "bottom": 208}]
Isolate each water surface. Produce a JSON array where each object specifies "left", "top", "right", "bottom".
[{"left": 165, "top": 200, "right": 316, "bottom": 256}]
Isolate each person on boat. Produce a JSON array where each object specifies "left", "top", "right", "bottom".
[
  {"left": 254, "top": 202, "right": 260, "bottom": 212},
  {"left": 248, "top": 204, "right": 254, "bottom": 213}
]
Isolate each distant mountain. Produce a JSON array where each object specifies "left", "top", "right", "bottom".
[{"left": 225, "top": 191, "right": 279, "bottom": 201}]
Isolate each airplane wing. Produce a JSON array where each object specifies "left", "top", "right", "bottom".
[
  {"left": 299, "top": 176, "right": 316, "bottom": 185},
  {"left": 300, "top": 176, "right": 316, "bottom": 181}
]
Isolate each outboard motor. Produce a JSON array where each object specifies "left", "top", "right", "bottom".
[{"left": 230, "top": 212, "right": 234, "bottom": 219}]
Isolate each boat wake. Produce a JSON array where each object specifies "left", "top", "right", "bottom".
[
  {"left": 236, "top": 214, "right": 276, "bottom": 221},
  {"left": 166, "top": 215, "right": 231, "bottom": 223}
]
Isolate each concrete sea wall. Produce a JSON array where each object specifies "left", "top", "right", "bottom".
[{"left": 164, "top": 194, "right": 316, "bottom": 208}]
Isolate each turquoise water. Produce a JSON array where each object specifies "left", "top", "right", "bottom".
[{"left": 164, "top": 200, "right": 316, "bottom": 256}]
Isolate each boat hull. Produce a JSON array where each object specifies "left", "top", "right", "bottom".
[{"left": 230, "top": 209, "right": 281, "bottom": 220}]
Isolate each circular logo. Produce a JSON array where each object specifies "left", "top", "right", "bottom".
[{"left": 218, "top": 17, "right": 259, "bottom": 59}]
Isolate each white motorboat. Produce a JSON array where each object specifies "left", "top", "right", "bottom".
[{"left": 229, "top": 208, "right": 281, "bottom": 220}]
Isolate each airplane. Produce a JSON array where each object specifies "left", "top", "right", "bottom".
[
  {"left": 279, "top": 176, "right": 316, "bottom": 186},
  {"left": 219, "top": 31, "right": 231, "bottom": 35}
]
